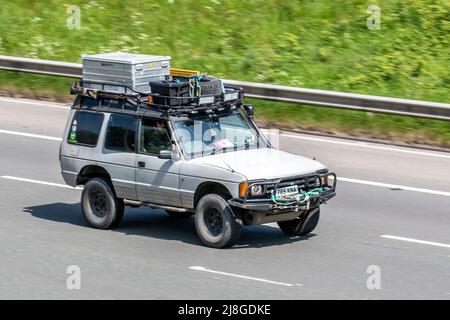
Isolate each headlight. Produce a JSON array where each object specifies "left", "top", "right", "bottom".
[
  {"left": 239, "top": 182, "right": 264, "bottom": 198},
  {"left": 250, "top": 184, "right": 263, "bottom": 196},
  {"left": 314, "top": 176, "right": 321, "bottom": 187}
]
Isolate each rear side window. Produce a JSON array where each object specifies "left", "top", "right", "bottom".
[
  {"left": 105, "top": 114, "right": 137, "bottom": 152},
  {"left": 68, "top": 111, "right": 104, "bottom": 146}
]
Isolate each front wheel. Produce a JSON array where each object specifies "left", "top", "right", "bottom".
[
  {"left": 81, "top": 177, "right": 124, "bottom": 229},
  {"left": 277, "top": 207, "right": 320, "bottom": 236},
  {"left": 195, "top": 194, "right": 242, "bottom": 248}
]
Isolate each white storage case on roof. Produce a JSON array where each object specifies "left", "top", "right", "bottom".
[{"left": 82, "top": 52, "right": 171, "bottom": 93}]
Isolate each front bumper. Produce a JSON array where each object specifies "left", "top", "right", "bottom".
[{"left": 228, "top": 172, "right": 336, "bottom": 213}]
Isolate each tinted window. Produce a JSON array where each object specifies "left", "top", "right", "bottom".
[
  {"left": 140, "top": 119, "right": 172, "bottom": 154},
  {"left": 68, "top": 111, "right": 103, "bottom": 146},
  {"left": 101, "top": 98, "right": 138, "bottom": 111},
  {"left": 80, "top": 97, "right": 99, "bottom": 108},
  {"left": 105, "top": 114, "right": 137, "bottom": 152}
]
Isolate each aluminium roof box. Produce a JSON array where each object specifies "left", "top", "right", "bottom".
[{"left": 81, "top": 52, "right": 171, "bottom": 93}]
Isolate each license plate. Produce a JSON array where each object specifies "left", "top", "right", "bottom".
[{"left": 275, "top": 185, "right": 299, "bottom": 198}]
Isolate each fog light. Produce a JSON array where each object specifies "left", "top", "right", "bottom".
[
  {"left": 321, "top": 174, "right": 335, "bottom": 188},
  {"left": 327, "top": 174, "right": 335, "bottom": 188}
]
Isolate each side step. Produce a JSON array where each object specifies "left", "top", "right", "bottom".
[{"left": 123, "top": 199, "right": 192, "bottom": 213}]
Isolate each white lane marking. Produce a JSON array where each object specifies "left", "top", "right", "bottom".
[
  {"left": 189, "top": 266, "right": 301, "bottom": 287},
  {"left": 0, "top": 129, "right": 62, "bottom": 141},
  {"left": 339, "top": 177, "right": 450, "bottom": 197},
  {"left": 0, "top": 128, "right": 449, "bottom": 197},
  {"left": 263, "top": 130, "right": 450, "bottom": 160},
  {"left": 381, "top": 235, "right": 450, "bottom": 249},
  {"left": 0, "top": 96, "right": 448, "bottom": 159},
  {"left": 0, "top": 176, "right": 81, "bottom": 190},
  {"left": 0, "top": 97, "right": 70, "bottom": 109},
  {"left": 1, "top": 97, "right": 448, "bottom": 159}
]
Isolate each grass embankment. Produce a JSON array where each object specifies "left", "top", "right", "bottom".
[{"left": 0, "top": 0, "right": 449, "bottom": 147}]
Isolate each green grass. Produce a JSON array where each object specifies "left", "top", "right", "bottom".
[{"left": 0, "top": 0, "right": 449, "bottom": 147}]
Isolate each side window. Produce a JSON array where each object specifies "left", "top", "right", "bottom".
[
  {"left": 68, "top": 111, "right": 104, "bottom": 146},
  {"left": 105, "top": 114, "right": 137, "bottom": 152},
  {"left": 140, "top": 119, "right": 172, "bottom": 155}
]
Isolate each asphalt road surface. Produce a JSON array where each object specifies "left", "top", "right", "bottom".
[{"left": 0, "top": 96, "right": 449, "bottom": 299}]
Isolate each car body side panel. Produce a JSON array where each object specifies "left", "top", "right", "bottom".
[
  {"left": 179, "top": 161, "right": 245, "bottom": 208},
  {"left": 135, "top": 154, "right": 183, "bottom": 207}
]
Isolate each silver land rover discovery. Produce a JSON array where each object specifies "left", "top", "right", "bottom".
[{"left": 60, "top": 78, "right": 336, "bottom": 248}]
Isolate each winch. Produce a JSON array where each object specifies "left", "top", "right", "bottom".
[{"left": 271, "top": 187, "right": 324, "bottom": 206}]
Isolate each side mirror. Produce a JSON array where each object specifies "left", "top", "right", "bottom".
[
  {"left": 244, "top": 104, "right": 254, "bottom": 119},
  {"left": 158, "top": 149, "right": 172, "bottom": 160}
]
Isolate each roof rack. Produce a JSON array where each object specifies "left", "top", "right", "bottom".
[{"left": 70, "top": 79, "right": 244, "bottom": 116}]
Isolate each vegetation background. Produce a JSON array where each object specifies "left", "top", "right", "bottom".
[{"left": 0, "top": 0, "right": 449, "bottom": 147}]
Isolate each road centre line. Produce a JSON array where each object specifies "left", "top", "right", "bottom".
[
  {"left": 263, "top": 130, "right": 450, "bottom": 160},
  {"left": 0, "top": 128, "right": 449, "bottom": 197},
  {"left": 338, "top": 177, "right": 450, "bottom": 197},
  {"left": 189, "top": 266, "right": 301, "bottom": 287},
  {"left": 381, "top": 235, "right": 450, "bottom": 249},
  {"left": 1, "top": 96, "right": 449, "bottom": 159},
  {"left": 1, "top": 174, "right": 449, "bottom": 198},
  {"left": 0, "top": 176, "right": 81, "bottom": 190},
  {"left": 4, "top": 176, "right": 449, "bottom": 251},
  {"left": 0, "top": 129, "right": 62, "bottom": 141}
]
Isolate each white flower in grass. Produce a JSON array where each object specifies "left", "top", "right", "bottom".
[
  {"left": 83, "top": 0, "right": 101, "bottom": 9},
  {"left": 138, "top": 33, "right": 149, "bottom": 40}
]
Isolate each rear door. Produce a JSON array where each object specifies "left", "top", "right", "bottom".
[
  {"left": 101, "top": 113, "right": 138, "bottom": 200},
  {"left": 135, "top": 118, "right": 183, "bottom": 207}
]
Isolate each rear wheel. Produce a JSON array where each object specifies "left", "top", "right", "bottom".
[
  {"left": 277, "top": 207, "right": 320, "bottom": 236},
  {"left": 81, "top": 177, "right": 124, "bottom": 229},
  {"left": 195, "top": 194, "right": 242, "bottom": 248}
]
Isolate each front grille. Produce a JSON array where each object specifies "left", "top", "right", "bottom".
[{"left": 266, "top": 175, "right": 320, "bottom": 193}]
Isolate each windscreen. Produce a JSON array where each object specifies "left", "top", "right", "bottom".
[{"left": 173, "top": 112, "right": 268, "bottom": 159}]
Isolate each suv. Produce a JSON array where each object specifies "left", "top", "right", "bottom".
[{"left": 60, "top": 79, "right": 336, "bottom": 248}]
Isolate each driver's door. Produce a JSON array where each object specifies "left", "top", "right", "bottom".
[{"left": 135, "top": 118, "right": 182, "bottom": 207}]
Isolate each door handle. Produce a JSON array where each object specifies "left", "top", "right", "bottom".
[{"left": 138, "top": 161, "right": 146, "bottom": 168}]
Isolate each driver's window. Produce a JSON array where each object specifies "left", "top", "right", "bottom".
[{"left": 140, "top": 118, "right": 172, "bottom": 155}]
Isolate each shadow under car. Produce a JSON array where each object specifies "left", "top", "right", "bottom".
[{"left": 23, "top": 202, "right": 316, "bottom": 248}]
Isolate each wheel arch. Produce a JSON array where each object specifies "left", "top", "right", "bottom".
[
  {"left": 193, "top": 181, "right": 232, "bottom": 208},
  {"left": 76, "top": 164, "right": 112, "bottom": 186}
]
